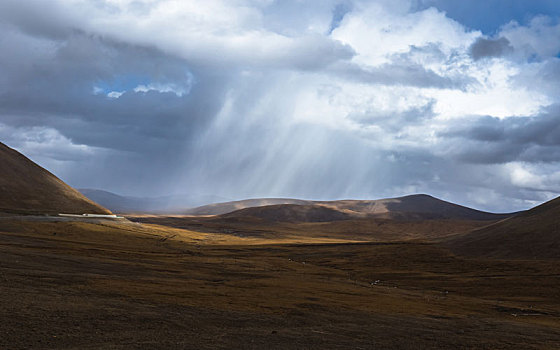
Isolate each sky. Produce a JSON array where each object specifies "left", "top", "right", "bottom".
[{"left": 1, "top": 0, "right": 560, "bottom": 212}]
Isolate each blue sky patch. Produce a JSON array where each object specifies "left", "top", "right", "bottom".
[{"left": 418, "top": 0, "right": 560, "bottom": 34}]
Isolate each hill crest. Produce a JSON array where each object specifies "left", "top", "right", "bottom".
[{"left": 0, "top": 142, "right": 110, "bottom": 215}]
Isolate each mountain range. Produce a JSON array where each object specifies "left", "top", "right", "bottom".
[
  {"left": 1, "top": 140, "right": 559, "bottom": 259},
  {"left": 196, "top": 194, "right": 514, "bottom": 221}
]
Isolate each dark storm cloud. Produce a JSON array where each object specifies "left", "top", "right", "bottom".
[
  {"left": 0, "top": 31, "right": 227, "bottom": 154},
  {"left": 0, "top": 0, "right": 356, "bottom": 73},
  {"left": 469, "top": 37, "right": 514, "bottom": 60},
  {"left": 440, "top": 104, "right": 560, "bottom": 163},
  {"left": 0, "top": 25, "right": 234, "bottom": 196},
  {"left": 0, "top": 0, "right": 73, "bottom": 39},
  {"left": 0, "top": 9, "right": 463, "bottom": 171}
]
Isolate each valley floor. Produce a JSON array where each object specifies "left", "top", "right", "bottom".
[{"left": 1, "top": 218, "right": 559, "bottom": 349}]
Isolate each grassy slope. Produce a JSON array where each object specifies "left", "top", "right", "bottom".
[
  {"left": 129, "top": 214, "right": 495, "bottom": 242},
  {"left": 2, "top": 218, "right": 559, "bottom": 348},
  {"left": 0, "top": 142, "right": 110, "bottom": 215},
  {"left": 446, "top": 196, "right": 560, "bottom": 259}
]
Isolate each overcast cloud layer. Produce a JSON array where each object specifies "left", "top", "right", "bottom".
[{"left": 1, "top": 0, "right": 560, "bottom": 212}]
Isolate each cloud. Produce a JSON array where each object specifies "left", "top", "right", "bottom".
[
  {"left": 331, "top": 5, "right": 479, "bottom": 66},
  {"left": 107, "top": 91, "right": 125, "bottom": 98},
  {"left": 331, "top": 62, "right": 472, "bottom": 89},
  {"left": 469, "top": 36, "right": 513, "bottom": 60},
  {"left": 500, "top": 16, "right": 560, "bottom": 60},
  {"left": 348, "top": 100, "right": 436, "bottom": 131},
  {"left": 0, "top": 0, "right": 559, "bottom": 212},
  {"left": 438, "top": 104, "right": 560, "bottom": 163}
]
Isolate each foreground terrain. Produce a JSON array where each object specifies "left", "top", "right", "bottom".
[{"left": 1, "top": 216, "right": 559, "bottom": 349}]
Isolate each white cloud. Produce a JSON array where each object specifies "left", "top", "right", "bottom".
[
  {"left": 107, "top": 91, "right": 124, "bottom": 98},
  {"left": 331, "top": 5, "right": 478, "bottom": 66},
  {"left": 133, "top": 82, "right": 190, "bottom": 97},
  {"left": 501, "top": 16, "right": 560, "bottom": 60},
  {"left": 507, "top": 162, "right": 560, "bottom": 192},
  {"left": 0, "top": 123, "right": 97, "bottom": 161}
]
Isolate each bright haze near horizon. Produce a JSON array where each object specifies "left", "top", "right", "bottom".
[{"left": 1, "top": 0, "right": 560, "bottom": 213}]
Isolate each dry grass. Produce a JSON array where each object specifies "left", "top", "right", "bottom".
[
  {"left": 446, "top": 196, "right": 560, "bottom": 259},
  {"left": 1, "top": 218, "right": 559, "bottom": 349},
  {"left": 129, "top": 214, "right": 494, "bottom": 242}
]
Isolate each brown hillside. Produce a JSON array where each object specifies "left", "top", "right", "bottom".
[
  {"left": 222, "top": 204, "right": 353, "bottom": 222},
  {"left": 446, "top": 196, "right": 560, "bottom": 259},
  {"left": 317, "top": 194, "right": 512, "bottom": 220},
  {"left": 0, "top": 142, "right": 111, "bottom": 215},
  {"left": 211, "top": 194, "right": 513, "bottom": 223}
]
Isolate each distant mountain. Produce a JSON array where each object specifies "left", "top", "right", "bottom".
[
  {"left": 185, "top": 198, "right": 313, "bottom": 216},
  {"left": 79, "top": 188, "right": 228, "bottom": 214},
  {"left": 447, "top": 196, "right": 560, "bottom": 259},
  {"left": 0, "top": 142, "right": 110, "bottom": 215},
  {"left": 193, "top": 194, "right": 514, "bottom": 222},
  {"left": 315, "top": 194, "right": 513, "bottom": 221}
]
